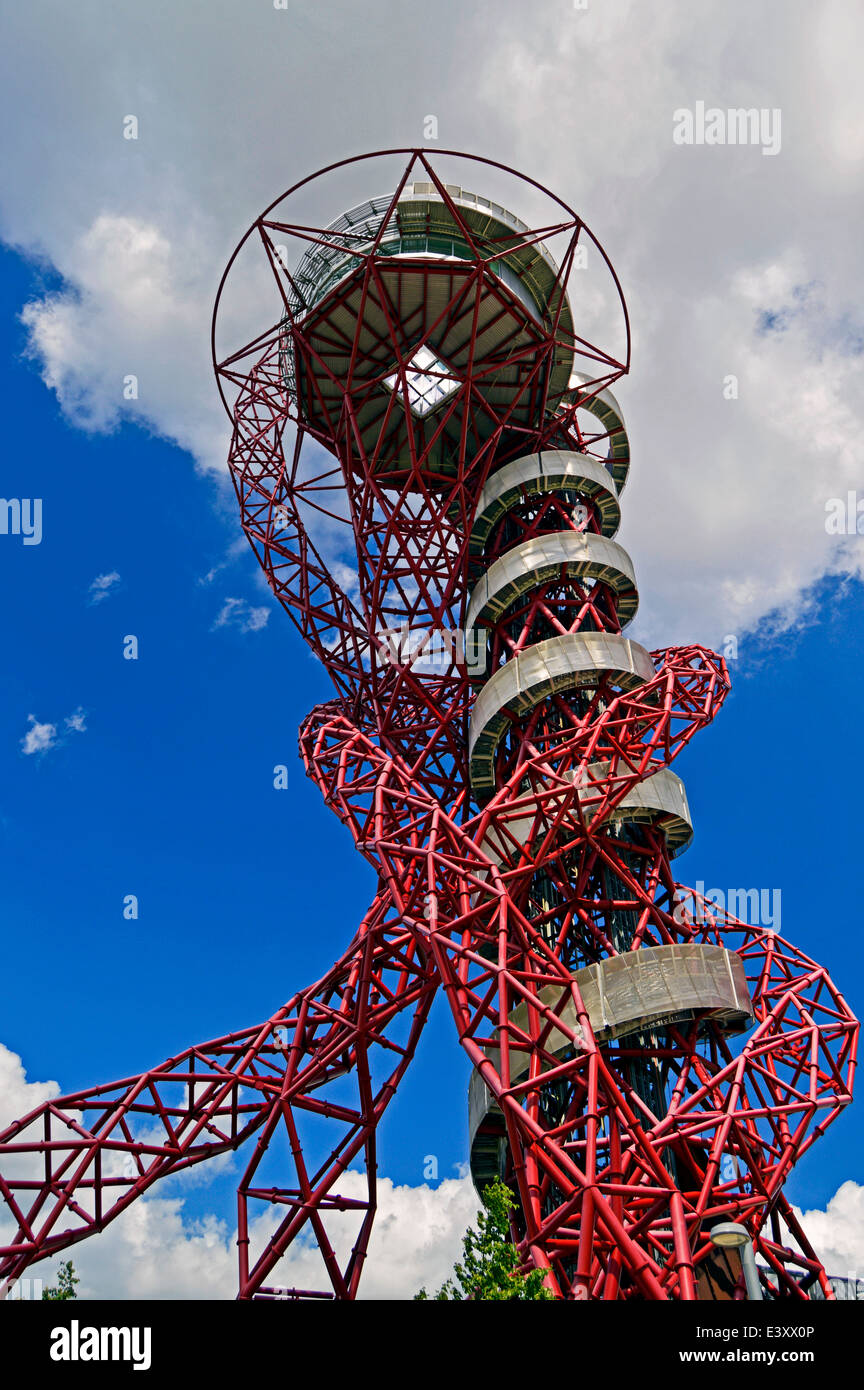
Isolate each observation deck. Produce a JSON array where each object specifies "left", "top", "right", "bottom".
[{"left": 280, "top": 182, "right": 576, "bottom": 480}]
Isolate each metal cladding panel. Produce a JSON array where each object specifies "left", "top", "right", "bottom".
[
  {"left": 578, "top": 762, "right": 693, "bottom": 857},
  {"left": 469, "top": 450, "right": 621, "bottom": 551},
  {"left": 466, "top": 531, "right": 638, "bottom": 632},
  {"left": 467, "top": 1067, "right": 506, "bottom": 1191},
  {"left": 576, "top": 944, "right": 753, "bottom": 1042},
  {"left": 478, "top": 945, "right": 753, "bottom": 1075},
  {"left": 468, "top": 633, "right": 655, "bottom": 796},
  {"left": 610, "top": 765, "right": 691, "bottom": 824},
  {"left": 394, "top": 185, "right": 571, "bottom": 330},
  {"left": 468, "top": 1068, "right": 500, "bottom": 1148},
  {"left": 568, "top": 373, "right": 631, "bottom": 493}
]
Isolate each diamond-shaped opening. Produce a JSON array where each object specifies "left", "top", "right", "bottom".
[{"left": 384, "top": 345, "right": 458, "bottom": 418}]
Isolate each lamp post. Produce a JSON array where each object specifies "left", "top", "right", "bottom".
[{"left": 710, "top": 1222, "right": 763, "bottom": 1301}]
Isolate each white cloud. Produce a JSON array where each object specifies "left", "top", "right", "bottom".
[
  {"left": 242, "top": 1171, "right": 480, "bottom": 1302},
  {"left": 0, "top": 1043, "right": 474, "bottom": 1300},
  {"left": 20, "top": 708, "right": 87, "bottom": 755},
  {"left": 0, "top": 1043, "right": 60, "bottom": 1127},
  {"left": 211, "top": 597, "right": 270, "bottom": 634},
  {"left": 87, "top": 571, "right": 121, "bottom": 604},
  {"left": 19, "top": 212, "right": 227, "bottom": 475},
  {"left": 7, "top": 1171, "right": 477, "bottom": 1302},
  {"left": 20, "top": 715, "right": 57, "bottom": 756},
  {"left": 196, "top": 535, "right": 255, "bottom": 590},
  {"left": 794, "top": 1182, "right": 864, "bottom": 1282}
]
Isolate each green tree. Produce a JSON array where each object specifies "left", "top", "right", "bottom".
[
  {"left": 42, "top": 1261, "right": 79, "bottom": 1301},
  {"left": 415, "top": 1178, "right": 553, "bottom": 1300}
]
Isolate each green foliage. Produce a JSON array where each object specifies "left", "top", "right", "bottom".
[
  {"left": 42, "top": 1261, "right": 79, "bottom": 1301},
  {"left": 415, "top": 1178, "right": 553, "bottom": 1301}
]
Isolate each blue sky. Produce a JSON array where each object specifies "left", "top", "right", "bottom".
[{"left": 1, "top": 0, "right": 862, "bottom": 1297}]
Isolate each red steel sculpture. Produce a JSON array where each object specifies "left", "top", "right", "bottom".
[{"left": 0, "top": 150, "right": 857, "bottom": 1301}]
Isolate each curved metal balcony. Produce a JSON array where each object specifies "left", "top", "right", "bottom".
[
  {"left": 469, "top": 450, "right": 622, "bottom": 554},
  {"left": 468, "top": 633, "right": 655, "bottom": 799},
  {"left": 466, "top": 531, "right": 639, "bottom": 643},
  {"left": 567, "top": 373, "right": 631, "bottom": 493}
]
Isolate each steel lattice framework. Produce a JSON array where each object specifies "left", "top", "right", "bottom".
[{"left": 0, "top": 150, "right": 857, "bottom": 1301}]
